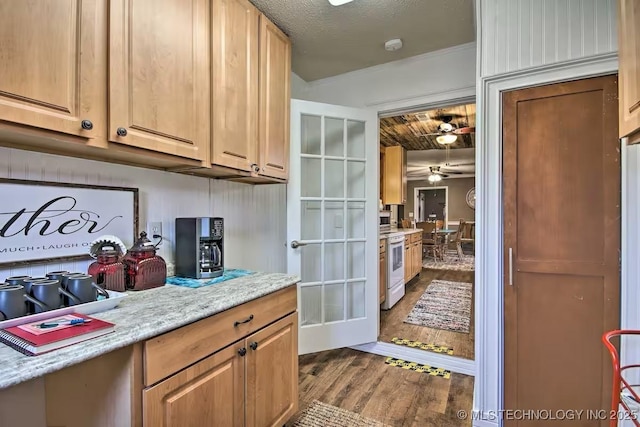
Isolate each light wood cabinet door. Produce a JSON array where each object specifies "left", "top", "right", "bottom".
[
  {"left": 110, "top": 0, "right": 209, "bottom": 161},
  {"left": 404, "top": 245, "right": 411, "bottom": 283},
  {"left": 413, "top": 242, "right": 422, "bottom": 277},
  {"left": 382, "top": 146, "right": 407, "bottom": 205},
  {"left": 379, "top": 252, "right": 387, "bottom": 304},
  {"left": 619, "top": 0, "right": 640, "bottom": 141},
  {"left": 212, "top": 0, "right": 259, "bottom": 172},
  {"left": 258, "top": 15, "right": 291, "bottom": 180},
  {"left": 0, "top": 0, "right": 106, "bottom": 139},
  {"left": 246, "top": 313, "right": 298, "bottom": 427},
  {"left": 143, "top": 344, "right": 244, "bottom": 427}
]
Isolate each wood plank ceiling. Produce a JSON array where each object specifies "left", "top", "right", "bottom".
[{"left": 380, "top": 103, "right": 476, "bottom": 150}]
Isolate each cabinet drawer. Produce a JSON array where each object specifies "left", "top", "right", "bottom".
[
  {"left": 411, "top": 232, "right": 421, "bottom": 243},
  {"left": 143, "top": 285, "right": 296, "bottom": 386},
  {"left": 404, "top": 235, "right": 411, "bottom": 244}
]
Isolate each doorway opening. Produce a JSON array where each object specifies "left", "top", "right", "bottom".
[
  {"left": 378, "top": 101, "right": 476, "bottom": 362},
  {"left": 415, "top": 186, "right": 448, "bottom": 224}
]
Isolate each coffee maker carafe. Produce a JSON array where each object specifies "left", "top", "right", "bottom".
[{"left": 175, "top": 217, "right": 224, "bottom": 279}]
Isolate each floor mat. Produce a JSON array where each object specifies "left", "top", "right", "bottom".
[
  {"left": 289, "top": 400, "right": 389, "bottom": 427},
  {"left": 423, "top": 252, "right": 474, "bottom": 271},
  {"left": 403, "top": 279, "right": 472, "bottom": 333},
  {"left": 384, "top": 357, "right": 451, "bottom": 379},
  {"left": 390, "top": 337, "right": 454, "bottom": 355}
]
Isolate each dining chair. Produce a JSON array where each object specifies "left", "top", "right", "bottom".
[
  {"left": 460, "top": 220, "right": 475, "bottom": 254},
  {"left": 444, "top": 219, "right": 465, "bottom": 261},
  {"left": 417, "top": 222, "right": 440, "bottom": 260}
]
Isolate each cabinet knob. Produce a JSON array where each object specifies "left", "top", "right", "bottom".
[
  {"left": 251, "top": 163, "right": 260, "bottom": 173},
  {"left": 81, "top": 120, "right": 93, "bottom": 130},
  {"left": 249, "top": 341, "right": 258, "bottom": 351},
  {"left": 238, "top": 347, "right": 247, "bottom": 357},
  {"left": 116, "top": 127, "right": 128, "bottom": 137}
]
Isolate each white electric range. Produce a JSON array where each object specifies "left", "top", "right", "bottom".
[{"left": 381, "top": 232, "right": 405, "bottom": 310}]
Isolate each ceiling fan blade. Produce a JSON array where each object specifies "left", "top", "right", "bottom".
[
  {"left": 445, "top": 162, "right": 475, "bottom": 167},
  {"left": 453, "top": 126, "right": 475, "bottom": 134},
  {"left": 440, "top": 170, "right": 465, "bottom": 175},
  {"left": 417, "top": 133, "right": 443, "bottom": 137}
]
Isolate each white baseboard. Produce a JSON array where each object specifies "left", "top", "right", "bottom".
[{"left": 350, "top": 341, "right": 476, "bottom": 376}]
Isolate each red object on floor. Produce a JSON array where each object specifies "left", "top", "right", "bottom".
[{"left": 602, "top": 330, "right": 640, "bottom": 427}]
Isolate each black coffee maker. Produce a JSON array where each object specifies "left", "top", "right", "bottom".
[{"left": 175, "top": 217, "right": 224, "bottom": 279}]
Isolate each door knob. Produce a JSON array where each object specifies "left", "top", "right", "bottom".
[{"left": 291, "top": 240, "right": 307, "bottom": 249}]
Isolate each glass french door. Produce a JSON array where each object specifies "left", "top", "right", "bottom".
[{"left": 287, "top": 100, "right": 378, "bottom": 355}]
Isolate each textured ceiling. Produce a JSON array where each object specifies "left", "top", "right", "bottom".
[{"left": 250, "top": 0, "right": 475, "bottom": 81}]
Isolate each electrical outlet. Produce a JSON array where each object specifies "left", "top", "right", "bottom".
[{"left": 148, "top": 221, "right": 162, "bottom": 238}]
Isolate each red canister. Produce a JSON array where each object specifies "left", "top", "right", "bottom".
[
  {"left": 122, "top": 232, "right": 166, "bottom": 290},
  {"left": 88, "top": 246, "right": 126, "bottom": 292}
]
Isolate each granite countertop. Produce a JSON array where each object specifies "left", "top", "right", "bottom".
[
  {"left": 383, "top": 228, "right": 422, "bottom": 236},
  {"left": 0, "top": 272, "right": 300, "bottom": 390}
]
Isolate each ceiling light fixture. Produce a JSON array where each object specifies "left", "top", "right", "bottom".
[
  {"left": 328, "top": 0, "right": 354, "bottom": 5},
  {"left": 428, "top": 174, "right": 442, "bottom": 183},
  {"left": 436, "top": 134, "right": 458, "bottom": 145}
]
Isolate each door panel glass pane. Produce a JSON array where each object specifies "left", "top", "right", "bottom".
[
  {"left": 325, "top": 282, "right": 345, "bottom": 322},
  {"left": 325, "top": 117, "right": 344, "bottom": 157},
  {"left": 347, "top": 202, "right": 365, "bottom": 239},
  {"left": 347, "top": 281, "right": 365, "bottom": 319},
  {"left": 325, "top": 160, "right": 344, "bottom": 198},
  {"left": 347, "top": 161, "right": 365, "bottom": 199},
  {"left": 301, "top": 201, "right": 321, "bottom": 240},
  {"left": 301, "top": 244, "right": 322, "bottom": 282},
  {"left": 347, "top": 242, "right": 365, "bottom": 279},
  {"left": 324, "top": 242, "right": 344, "bottom": 281},
  {"left": 302, "top": 158, "right": 321, "bottom": 197},
  {"left": 347, "top": 120, "right": 365, "bottom": 158},
  {"left": 301, "top": 114, "right": 321, "bottom": 155},
  {"left": 300, "top": 285, "right": 322, "bottom": 326},
  {"left": 324, "top": 201, "right": 344, "bottom": 240}
]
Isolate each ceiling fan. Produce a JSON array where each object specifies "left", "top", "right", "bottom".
[{"left": 418, "top": 114, "right": 475, "bottom": 144}]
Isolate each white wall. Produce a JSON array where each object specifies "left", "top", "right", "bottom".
[
  {"left": 291, "top": 72, "right": 309, "bottom": 100},
  {"left": 480, "top": 0, "right": 617, "bottom": 77},
  {"left": 295, "top": 42, "right": 476, "bottom": 111},
  {"left": 0, "top": 147, "right": 287, "bottom": 279},
  {"left": 475, "top": 1, "right": 619, "bottom": 426}
]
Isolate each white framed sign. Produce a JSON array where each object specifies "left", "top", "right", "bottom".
[{"left": 0, "top": 179, "right": 138, "bottom": 266}]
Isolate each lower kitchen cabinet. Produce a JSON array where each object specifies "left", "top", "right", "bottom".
[
  {"left": 404, "top": 239, "right": 412, "bottom": 284},
  {"left": 379, "top": 240, "right": 386, "bottom": 304},
  {"left": 143, "top": 344, "right": 244, "bottom": 427},
  {"left": 246, "top": 313, "right": 298, "bottom": 427},
  {"left": 143, "top": 312, "right": 298, "bottom": 427}
]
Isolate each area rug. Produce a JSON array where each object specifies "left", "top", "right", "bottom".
[
  {"left": 290, "top": 400, "right": 388, "bottom": 427},
  {"left": 423, "top": 252, "right": 474, "bottom": 271},
  {"left": 403, "top": 280, "right": 472, "bottom": 333}
]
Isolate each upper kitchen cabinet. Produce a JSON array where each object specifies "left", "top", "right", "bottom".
[
  {"left": 109, "top": 0, "right": 210, "bottom": 162},
  {"left": 258, "top": 15, "right": 291, "bottom": 181},
  {"left": 0, "top": 0, "right": 106, "bottom": 140},
  {"left": 382, "top": 145, "right": 407, "bottom": 205},
  {"left": 619, "top": 0, "right": 640, "bottom": 143},
  {"left": 211, "top": 0, "right": 259, "bottom": 173}
]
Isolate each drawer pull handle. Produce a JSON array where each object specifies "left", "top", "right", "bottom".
[
  {"left": 249, "top": 341, "right": 258, "bottom": 350},
  {"left": 238, "top": 347, "right": 247, "bottom": 357},
  {"left": 234, "top": 314, "right": 254, "bottom": 327}
]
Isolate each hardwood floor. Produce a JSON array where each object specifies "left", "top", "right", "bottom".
[
  {"left": 295, "top": 348, "right": 474, "bottom": 427},
  {"left": 379, "top": 269, "right": 475, "bottom": 360}
]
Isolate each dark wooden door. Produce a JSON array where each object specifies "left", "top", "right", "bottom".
[{"left": 503, "top": 75, "right": 620, "bottom": 427}]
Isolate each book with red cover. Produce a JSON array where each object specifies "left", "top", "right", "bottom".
[{"left": 0, "top": 313, "right": 115, "bottom": 356}]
